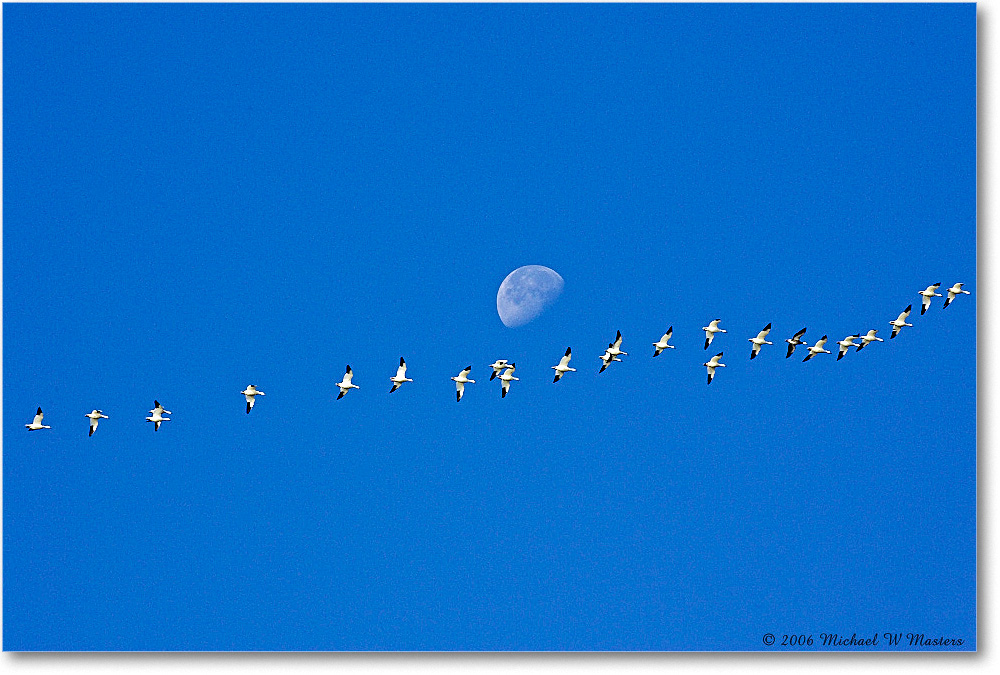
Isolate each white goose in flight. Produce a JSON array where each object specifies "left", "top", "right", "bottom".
[
  {"left": 855, "top": 329, "right": 884, "bottom": 351},
  {"left": 599, "top": 349, "right": 622, "bottom": 373},
  {"left": 919, "top": 283, "right": 943, "bottom": 315},
  {"left": 703, "top": 319, "right": 726, "bottom": 349},
  {"left": 748, "top": 323, "right": 773, "bottom": 360},
  {"left": 703, "top": 352, "right": 725, "bottom": 385},
  {"left": 499, "top": 363, "right": 519, "bottom": 398},
  {"left": 653, "top": 327, "right": 675, "bottom": 356},
  {"left": 85, "top": 409, "right": 108, "bottom": 436},
  {"left": 944, "top": 283, "right": 971, "bottom": 309},
  {"left": 25, "top": 407, "right": 50, "bottom": 431},
  {"left": 836, "top": 335, "right": 861, "bottom": 361},
  {"left": 785, "top": 327, "right": 808, "bottom": 359},
  {"left": 336, "top": 366, "right": 359, "bottom": 400},
  {"left": 451, "top": 366, "right": 474, "bottom": 402},
  {"left": 803, "top": 336, "right": 831, "bottom": 362},
  {"left": 389, "top": 357, "right": 413, "bottom": 393},
  {"left": 146, "top": 402, "right": 170, "bottom": 431},
  {"left": 489, "top": 359, "right": 511, "bottom": 381},
  {"left": 606, "top": 331, "right": 626, "bottom": 358},
  {"left": 551, "top": 348, "right": 575, "bottom": 382},
  {"left": 150, "top": 400, "right": 172, "bottom": 417},
  {"left": 890, "top": 305, "right": 913, "bottom": 338},
  {"left": 241, "top": 385, "right": 265, "bottom": 413}
]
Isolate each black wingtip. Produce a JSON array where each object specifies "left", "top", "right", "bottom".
[
  {"left": 36, "top": 406, "right": 42, "bottom": 414},
  {"left": 400, "top": 357, "right": 405, "bottom": 366},
  {"left": 616, "top": 330, "right": 621, "bottom": 339},
  {"left": 246, "top": 402, "right": 251, "bottom": 414},
  {"left": 456, "top": 391, "right": 461, "bottom": 402},
  {"left": 553, "top": 375, "right": 559, "bottom": 383},
  {"left": 154, "top": 400, "right": 160, "bottom": 407},
  {"left": 750, "top": 351, "right": 756, "bottom": 359},
  {"left": 89, "top": 427, "right": 94, "bottom": 437},
  {"left": 501, "top": 389, "right": 507, "bottom": 399},
  {"left": 921, "top": 306, "right": 927, "bottom": 315},
  {"left": 837, "top": 352, "right": 844, "bottom": 361},
  {"left": 565, "top": 347, "right": 572, "bottom": 356},
  {"left": 764, "top": 322, "right": 771, "bottom": 330},
  {"left": 466, "top": 366, "right": 472, "bottom": 371},
  {"left": 337, "top": 391, "right": 345, "bottom": 400},
  {"left": 905, "top": 304, "right": 912, "bottom": 311}
]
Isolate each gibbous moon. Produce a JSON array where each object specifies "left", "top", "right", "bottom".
[{"left": 497, "top": 265, "right": 565, "bottom": 328}]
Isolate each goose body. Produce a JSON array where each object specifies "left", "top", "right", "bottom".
[
  {"left": 488, "top": 360, "right": 512, "bottom": 381},
  {"left": 599, "top": 349, "right": 622, "bottom": 373},
  {"left": 85, "top": 409, "right": 108, "bottom": 436},
  {"left": 606, "top": 331, "right": 626, "bottom": 358},
  {"left": 803, "top": 336, "right": 831, "bottom": 362},
  {"left": 149, "top": 400, "right": 172, "bottom": 416},
  {"left": 944, "top": 283, "right": 971, "bottom": 308},
  {"left": 785, "top": 327, "right": 808, "bottom": 358},
  {"left": 836, "top": 335, "right": 861, "bottom": 361},
  {"left": 336, "top": 366, "right": 359, "bottom": 400},
  {"left": 451, "top": 366, "right": 475, "bottom": 402},
  {"left": 856, "top": 329, "right": 884, "bottom": 351},
  {"left": 145, "top": 408, "right": 170, "bottom": 431},
  {"left": 499, "top": 363, "right": 519, "bottom": 398},
  {"left": 748, "top": 323, "right": 773, "bottom": 359},
  {"left": 919, "top": 283, "right": 943, "bottom": 315},
  {"left": 25, "top": 407, "right": 50, "bottom": 430},
  {"left": 389, "top": 357, "right": 413, "bottom": 393},
  {"left": 890, "top": 305, "right": 913, "bottom": 338},
  {"left": 551, "top": 348, "right": 575, "bottom": 382},
  {"left": 703, "top": 352, "right": 726, "bottom": 385},
  {"left": 703, "top": 319, "right": 726, "bottom": 349},
  {"left": 653, "top": 327, "right": 675, "bottom": 356},
  {"left": 241, "top": 384, "right": 265, "bottom": 413}
]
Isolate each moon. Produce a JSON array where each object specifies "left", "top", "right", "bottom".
[{"left": 497, "top": 265, "right": 565, "bottom": 328}]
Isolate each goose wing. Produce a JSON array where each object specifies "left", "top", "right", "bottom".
[
  {"left": 342, "top": 366, "right": 354, "bottom": 386},
  {"left": 395, "top": 358, "right": 407, "bottom": 380},
  {"left": 33, "top": 408, "right": 44, "bottom": 426}
]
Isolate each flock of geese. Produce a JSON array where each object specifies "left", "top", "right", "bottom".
[{"left": 23, "top": 282, "right": 971, "bottom": 435}]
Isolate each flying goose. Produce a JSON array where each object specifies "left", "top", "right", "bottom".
[
  {"left": 389, "top": 357, "right": 413, "bottom": 393},
  {"left": 489, "top": 360, "right": 512, "bottom": 381},
  {"left": 149, "top": 400, "right": 172, "bottom": 417},
  {"left": 836, "top": 335, "right": 861, "bottom": 361},
  {"left": 703, "top": 352, "right": 725, "bottom": 385},
  {"left": 703, "top": 319, "right": 726, "bottom": 349},
  {"left": 944, "top": 283, "right": 971, "bottom": 309},
  {"left": 552, "top": 348, "right": 576, "bottom": 382},
  {"left": 25, "top": 407, "right": 50, "bottom": 431},
  {"left": 855, "top": 329, "right": 884, "bottom": 351},
  {"left": 599, "top": 349, "right": 622, "bottom": 373},
  {"left": 606, "top": 331, "right": 626, "bottom": 358},
  {"left": 85, "top": 409, "right": 108, "bottom": 436},
  {"left": 785, "top": 327, "right": 808, "bottom": 359},
  {"left": 919, "top": 283, "right": 943, "bottom": 315},
  {"left": 499, "top": 363, "right": 519, "bottom": 398},
  {"left": 336, "top": 366, "right": 359, "bottom": 400},
  {"left": 890, "top": 305, "right": 913, "bottom": 338},
  {"left": 241, "top": 385, "right": 265, "bottom": 413},
  {"left": 653, "top": 327, "right": 675, "bottom": 356},
  {"left": 451, "top": 366, "right": 474, "bottom": 402},
  {"left": 803, "top": 336, "right": 831, "bottom": 362},
  {"left": 748, "top": 323, "right": 773, "bottom": 360},
  {"left": 146, "top": 406, "right": 170, "bottom": 431}
]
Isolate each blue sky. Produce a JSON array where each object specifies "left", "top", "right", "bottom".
[{"left": 3, "top": 3, "right": 975, "bottom": 650}]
